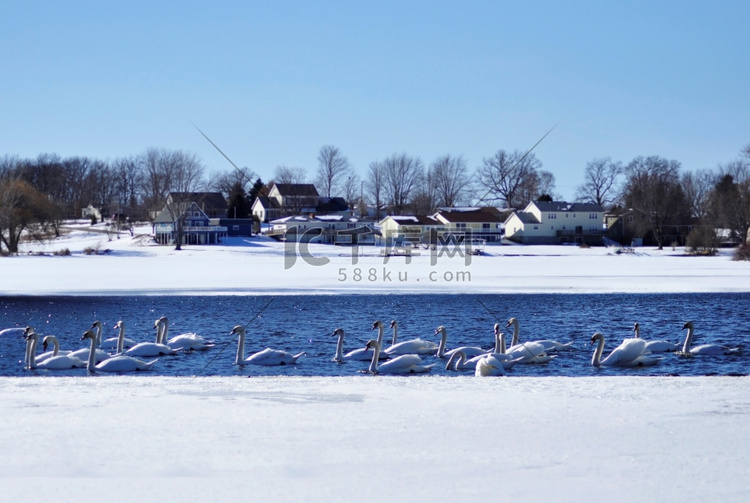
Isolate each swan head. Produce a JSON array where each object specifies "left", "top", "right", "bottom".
[
  {"left": 24, "top": 330, "right": 38, "bottom": 342},
  {"left": 41, "top": 335, "right": 57, "bottom": 351},
  {"left": 81, "top": 330, "right": 97, "bottom": 341},
  {"left": 91, "top": 320, "right": 103, "bottom": 329},
  {"left": 371, "top": 320, "right": 383, "bottom": 330},
  {"left": 493, "top": 323, "right": 500, "bottom": 334},
  {"left": 332, "top": 328, "right": 345, "bottom": 337},
  {"left": 682, "top": 321, "right": 694, "bottom": 330},
  {"left": 364, "top": 339, "right": 380, "bottom": 351},
  {"left": 590, "top": 332, "right": 604, "bottom": 344},
  {"left": 435, "top": 325, "right": 446, "bottom": 335},
  {"left": 230, "top": 325, "right": 246, "bottom": 336},
  {"left": 389, "top": 320, "right": 397, "bottom": 329},
  {"left": 633, "top": 322, "right": 639, "bottom": 330},
  {"left": 115, "top": 320, "right": 124, "bottom": 329},
  {"left": 506, "top": 318, "right": 518, "bottom": 328}
]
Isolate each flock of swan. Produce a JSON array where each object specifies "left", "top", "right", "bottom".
[{"left": 18, "top": 317, "right": 742, "bottom": 376}]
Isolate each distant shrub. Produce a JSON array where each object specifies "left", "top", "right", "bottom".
[
  {"left": 686, "top": 227, "right": 718, "bottom": 256},
  {"left": 83, "top": 246, "right": 97, "bottom": 255},
  {"left": 53, "top": 248, "right": 71, "bottom": 256},
  {"left": 733, "top": 243, "right": 750, "bottom": 261},
  {"left": 578, "top": 242, "right": 590, "bottom": 249}
]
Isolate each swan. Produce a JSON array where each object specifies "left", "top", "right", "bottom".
[
  {"left": 591, "top": 332, "right": 659, "bottom": 367},
  {"left": 632, "top": 322, "right": 679, "bottom": 353},
  {"left": 474, "top": 354, "right": 507, "bottom": 377},
  {"left": 30, "top": 332, "right": 72, "bottom": 363},
  {"left": 81, "top": 330, "right": 157, "bottom": 372},
  {"left": 494, "top": 323, "right": 554, "bottom": 364},
  {"left": 231, "top": 325, "right": 305, "bottom": 366},
  {"left": 435, "top": 325, "right": 487, "bottom": 359},
  {"left": 364, "top": 339, "right": 433, "bottom": 374},
  {"left": 24, "top": 332, "right": 85, "bottom": 370},
  {"left": 125, "top": 320, "right": 178, "bottom": 357},
  {"left": 678, "top": 321, "right": 741, "bottom": 356},
  {"left": 156, "top": 316, "right": 214, "bottom": 351},
  {"left": 506, "top": 317, "right": 573, "bottom": 352},
  {"left": 445, "top": 350, "right": 475, "bottom": 371},
  {"left": 332, "top": 322, "right": 389, "bottom": 362},
  {"left": 384, "top": 320, "right": 439, "bottom": 356},
  {"left": 93, "top": 320, "right": 136, "bottom": 349}
]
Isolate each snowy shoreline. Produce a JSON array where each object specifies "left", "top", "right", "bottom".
[{"left": 3, "top": 375, "right": 748, "bottom": 502}]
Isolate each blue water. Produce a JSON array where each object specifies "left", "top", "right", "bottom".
[{"left": 1, "top": 293, "right": 748, "bottom": 377}]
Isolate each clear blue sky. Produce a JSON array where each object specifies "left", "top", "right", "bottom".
[{"left": 2, "top": 0, "right": 748, "bottom": 200}]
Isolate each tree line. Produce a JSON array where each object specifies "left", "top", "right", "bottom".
[{"left": 2, "top": 142, "right": 749, "bottom": 254}]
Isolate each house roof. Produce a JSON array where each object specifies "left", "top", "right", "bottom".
[
  {"left": 385, "top": 215, "right": 442, "bottom": 226},
  {"left": 435, "top": 208, "right": 506, "bottom": 223},
  {"left": 272, "top": 183, "right": 319, "bottom": 197},
  {"left": 506, "top": 211, "right": 540, "bottom": 225},
  {"left": 168, "top": 192, "right": 227, "bottom": 211},
  {"left": 532, "top": 201, "right": 603, "bottom": 213},
  {"left": 253, "top": 196, "right": 282, "bottom": 209}
]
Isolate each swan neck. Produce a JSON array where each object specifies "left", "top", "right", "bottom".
[
  {"left": 27, "top": 334, "right": 38, "bottom": 369},
  {"left": 436, "top": 329, "right": 448, "bottom": 358},
  {"left": 334, "top": 333, "right": 344, "bottom": 361},
  {"left": 87, "top": 335, "right": 97, "bottom": 372},
  {"left": 446, "top": 351, "right": 460, "bottom": 370},
  {"left": 511, "top": 322, "right": 519, "bottom": 346},
  {"left": 117, "top": 324, "right": 126, "bottom": 354},
  {"left": 51, "top": 336, "right": 60, "bottom": 356},
  {"left": 368, "top": 341, "right": 380, "bottom": 373},
  {"left": 391, "top": 324, "right": 398, "bottom": 345},
  {"left": 592, "top": 336, "right": 604, "bottom": 367},
  {"left": 94, "top": 323, "right": 102, "bottom": 347},
  {"left": 682, "top": 326, "right": 694, "bottom": 353},
  {"left": 235, "top": 328, "right": 246, "bottom": 365}
]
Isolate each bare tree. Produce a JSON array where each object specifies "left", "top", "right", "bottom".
[
  {"left": 429, "top": 154, "right": 469, "bottom": 208},
  {"left": 342, "top": 172, "right": 361, "bottom": 213},
  {"left": 681, "top": 169, "right": 716, "bottom": 222},
  {"left": 622, "top": 155, "right": 689, "bottom": 248},
  {"left": 112, "top": 156, "right": 143, "bottom": 217},
  {"left": 708, "top": 159, "right": 750, "bottom": 244},
  {"left": 273, "top": 165, "right": 307, "bottom": 185},
  {"left": 140, "top": 148, "right": 174, "bottom": 213},
  {"left": 366, "top": 160, "right": 386, "bottom": 219},
  {"left": 382, "top": 153, "right": 424, "bottom": 214},
  {"left": 575, "top": 157, "right": 623, "bottom": 207},
  {"left": 316, "top": 145, "right": 352, "bottom": 198},
  {"left": 208, "top": 166, "right": 257, "bottom": 199},
  {"left": 162, "top": 151, "right": 205, "bottom": 250},
  {"left": 475, "top": 150, "right": 541, "bottom": 208}
]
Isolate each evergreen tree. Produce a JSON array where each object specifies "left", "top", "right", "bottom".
[{"left": 227, "top": 181, "right": 250, "bottom": 218}]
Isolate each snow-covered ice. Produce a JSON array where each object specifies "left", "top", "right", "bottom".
[{"left": 1, "top": 224, "right": 749, "bottom": 502}]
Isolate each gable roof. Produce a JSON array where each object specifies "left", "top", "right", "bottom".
[
  {"left": 252, "top": 196, "right": 282, "bottom": 209},
  {"left": 532, "top": 201, "right": 603, "bottom": 213},
  {"left": 385, "top": 215, "right": 442, "bottom": 226},
  {"left": 272, "top": 183, "right": 319, "bottom": 197},
  {"left": 435, "top": 207, "right": 506, "bottom": 223},
  {"left": 168, "top": 192, "right": 227, "bottom": 211}
]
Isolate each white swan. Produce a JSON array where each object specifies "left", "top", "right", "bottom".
[
  {"left": 156, "top": 316, "right": 214, "bottom": 351},
  {"left": 24, "top": 332, "right": 85, "bottom": 370},
  {"left": 232, "top": 325, "right": 305, "bottom": 366},
  {"left": 591, "top": 332, "right": 659, "bottom": 367},
  {"left": 81, "top": 330, "right": 157, "bottom": 372},
  {"left": 678, "top": 321, "right": 741, "bottom": 356},
  {"left": 632, "top": 322, "right": 679, "bottom": 353},
  {"left": 435, "top": 325, "right": 487, "bottom": 359},
  {"left": 445, "top": 350, "right": 475, "bottom": 371},
  {"left": 506, "top": 317, "right": 573, "bottom": 352},
  {"left": 384, "top": 320, "right": 439, "bottom": 356},
  {"left": 494, "top": 323, "right": 554, "bottom": 364},
  {"left": 332, "top": 322, "right": 389, "bottom": 362},
  {"left": 33, "top": 333, "right": 72, "bottom": 363},
  {"left": 474, "top": 354, "right": 507, "bottom": 377},
  {"left": 93, "top": 320, "right": 136, "bottom": 349},
  {"left": 364, "top": 339, "right": 433, "bottom": 374},
  {"left": 125, "top": 320, "right": 178, "bottom": 357}
]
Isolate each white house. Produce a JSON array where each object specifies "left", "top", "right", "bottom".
[
  {"left": 431, "top": 207, "right": 508, "bottom": 242},
  {"left": 378, "top": 215, "right": 445, "bottom": 246},
  {"left": 267, "top": 215, "right": 374, "bottom": 244},
  {"left": 504, "top": 201, "right": 604, "bottom": 244}
]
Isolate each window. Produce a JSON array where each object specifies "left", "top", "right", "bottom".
[
  {"left": 233, "top": 225, "right": 239, "bottom": 231},
  {"left": 547, "top": 213, "right": 557, "bottom": 219},
  {"left": 482, "top": 223, "right": 490, "bottom": 230},
  {"left": 456, "top": 222, "right": 467, "bottom": 229}
]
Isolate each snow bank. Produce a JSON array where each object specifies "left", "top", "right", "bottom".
[{"left": 2, "top": 376, "right": 747, "bottom": 502}]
